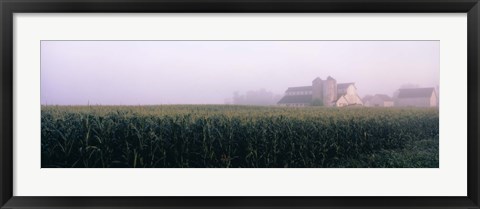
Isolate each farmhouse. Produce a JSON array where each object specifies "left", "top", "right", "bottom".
[
  {"left": 395, "top": 87, "right": 438, "bottom": 107},
  {"left": 277, "top": 76, "right": 363, "bottom": 107},
  {"left": 364, "top": 94, "right": 394, "bottom": 107}
]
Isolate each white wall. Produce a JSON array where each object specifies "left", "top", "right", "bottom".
[{"left": 342, "top": 86, "right": 363, "bottom": 105}]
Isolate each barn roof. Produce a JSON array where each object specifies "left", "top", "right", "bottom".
[
  {"left": 285, "top": 86, "right": 313, "bottom": 92},
  {"left": 284, "top": 81, "right": 355, "bottom": 93},
  {"left": 375, "top": 94, "right": 393, "bottom": 101},
  {"left": 277, "top": 95, "right": 313, "bottom": 104},
  {"left": 337, "top": 83, "right": 355, "bottom": 90},
  {"left": 397, "top": 88, "right": 435, "bottom": 98},
  {"left": 336, "top": 95, "right": 349, "bottom": 103}
]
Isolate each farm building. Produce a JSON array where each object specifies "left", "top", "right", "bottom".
[
  {"left": 277, "top": 76, "right": 363, "bottom": 107},
  {"left": 395, "top": 87, "right": 438, "bottom": 107},
  {"left": 364, "top": 94, "right": 394, "bottom": 107}
]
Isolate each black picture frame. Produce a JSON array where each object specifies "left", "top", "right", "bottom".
[{"left": 1, "top": 0, "right": 479, "bottom": 208}]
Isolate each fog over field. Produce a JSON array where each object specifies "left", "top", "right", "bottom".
[{"left": 41, "top": 41, "right": 439, "bottom": 105}]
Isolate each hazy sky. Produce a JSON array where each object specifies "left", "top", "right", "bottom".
[{"left": 41, "top": 41, "right": 439, "bottom": 105}]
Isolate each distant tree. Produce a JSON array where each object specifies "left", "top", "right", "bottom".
[
  {"left": 400, "top": 83, "right": 420, "bottom": 89},
  {"left": 311, "top": 98, "right": 324, "bottom": 106},
  {"left": 231, "top": 89, "right": 282, "bottom": 106}
]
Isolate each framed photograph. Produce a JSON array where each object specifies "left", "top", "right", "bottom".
[{"left": 1, "top": 0, "right": 479, "bottom": 208}]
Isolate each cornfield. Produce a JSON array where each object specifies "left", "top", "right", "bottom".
[{"left": 41, "top": 105, "right": 439, "bottom": 168}]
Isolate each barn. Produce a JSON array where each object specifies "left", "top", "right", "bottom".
[
  {"left": 335, "top": 83, "right": 363, "bottom": 107},
  {"left": 395, "top": 88, "right": 438, "bottom": 107},
  {"left": 277, "top": 76, "right": 363, "bottom": 107}
]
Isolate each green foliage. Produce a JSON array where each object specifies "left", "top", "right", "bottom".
[
  {"left": 41, "top": 105, "right": 439, "bottom": 168},
  {"left": 311, "top": 99, "right": 324, "bottom": 106}
]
